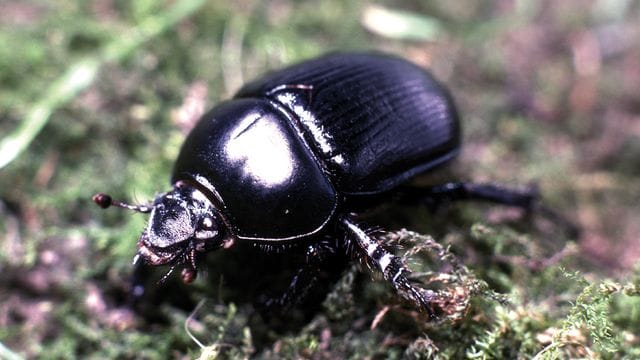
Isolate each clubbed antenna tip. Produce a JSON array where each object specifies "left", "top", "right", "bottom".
[
  {"left": 92, "top": 193, "right": 113, "bottom": 208},
  {"left": 92, "top": 193, "right": 152, "bottom": 213}
]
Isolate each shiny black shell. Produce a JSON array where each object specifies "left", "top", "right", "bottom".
[{"left": 172, "top": 53, "right": 460, "bottom": 242}]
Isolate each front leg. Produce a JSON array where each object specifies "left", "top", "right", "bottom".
[{"left": 340, "top": 216, "right": 436, "bottom": 318}]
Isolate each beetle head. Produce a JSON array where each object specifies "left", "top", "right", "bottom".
[{"left": 92, "top": 181, "right": 234, "bottom": 283}]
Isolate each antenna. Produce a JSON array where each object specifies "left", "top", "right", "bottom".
[{"left": 92, "top": 193, "right": 153, "bottom": 213}]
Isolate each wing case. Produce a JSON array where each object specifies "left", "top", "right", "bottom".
[{"left": 236, "top": 53, "right": 461, "bottom": 195}]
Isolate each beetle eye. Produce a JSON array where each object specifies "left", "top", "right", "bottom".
[
  {"left": 195, "top": 216, "right": 219, "bottom": 242},
  {"left": 200, "top": 217, "right": 215, "bottom": 230}
]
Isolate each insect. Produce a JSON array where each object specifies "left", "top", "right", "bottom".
[{"left": 94, "top": 52, "right": 545, "bottom": 317}]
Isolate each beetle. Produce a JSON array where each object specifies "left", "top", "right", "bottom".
[{"left": 93, "top": 52, "right": 544, "bottom": 316}]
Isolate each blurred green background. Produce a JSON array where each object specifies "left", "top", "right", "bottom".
[{"left": 1, "top": 0, "right": 639, "bottom": 358}]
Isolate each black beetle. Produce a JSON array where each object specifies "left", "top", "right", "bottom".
[{"left": 94, "top": 52, "right": 546, "bottom": 316}]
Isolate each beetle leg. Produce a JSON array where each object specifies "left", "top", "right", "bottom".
[
  {"left": 273, "top": 267, "right": 318, "bottom": 308},
  {"left": 340, "top": 216, "right": 436, "bottom": 318},
  {"left": 158, "top": 264, "right": 178, "bottom": 284},
  {"left": 399, "top": 182, "right": 579, "bottom": 236},
  {"left": 130, "top": 258, "right": 147, "bottom": 301},
  {"left": 267, "top": 242, "right": 334, "bottom": 308},
  {"left": 399, "top": 182, "right": 538, "bottom": 209}
]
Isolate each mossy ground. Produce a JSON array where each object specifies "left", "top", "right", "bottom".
[{"left": 1, "top": 1, "right": 639, "bottom": 359}]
